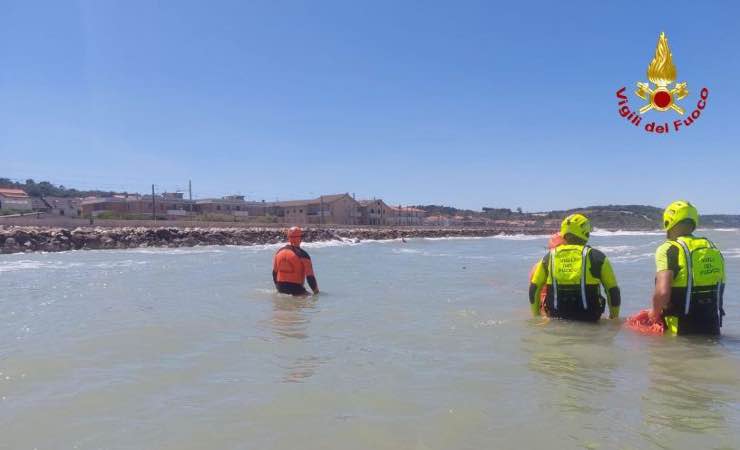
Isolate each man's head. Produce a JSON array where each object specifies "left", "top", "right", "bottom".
[
  {"left": 663, "top": 200, "right": 698, "bottom": 238},
  {"left": 287, "top": 226, "right": 303, "bottom": 246},
  {"left": 560, "top": 213, "right": 592, "bottom": 245}
]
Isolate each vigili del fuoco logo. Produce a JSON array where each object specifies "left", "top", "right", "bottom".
[{"left": 616, "top": 32, "right": 708, "bottom": 134}]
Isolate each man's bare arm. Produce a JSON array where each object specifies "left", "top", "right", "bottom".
[{"left": 651, "top": 270, "right": 673, "bottom": 319}]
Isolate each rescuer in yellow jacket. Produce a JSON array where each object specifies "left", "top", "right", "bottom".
[
  {"left": 529, "top": 214, "right": 621, "bottom": 322},
  {"left": 650, "top": 201, "right": 725, "bottom": 335}
]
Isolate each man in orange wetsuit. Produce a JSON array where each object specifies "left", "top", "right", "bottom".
[{"left": 272, "top": 226, "right": 319, "bottom": 296}]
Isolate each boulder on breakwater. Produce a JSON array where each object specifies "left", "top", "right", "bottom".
[{"left": 0, "top": 226, "right": 554, "bottom": 255}]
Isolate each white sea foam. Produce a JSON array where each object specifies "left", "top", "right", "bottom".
[
  {"left": 253, "top": 288, "right": 276, "bottom": 295},
  {"left": 123, "top": 247, "right": 227, "bottom": 255},
  {"left": 392, "top": 248, "right": 422, "bottom": 254},
  {"left": 422, "top": 234, "right": 548, "bottom": 242},
  {"left": 723, "top": 248, "right": 740, "bottom": 258},
  {"left": 0, "top": 260, "right": 85, "bottom": 273},
  {"left": 92, "top": 260, "right": 149, "bottom": 269},
  {"left": 459, "top": 255, "right": 497, "bottom": 260},
  {"left": 492, "top": 233, "right": 550, "bottom": 240},
  {"left": 596, "top": 245, "right": 637, "bottom": 254},
  {"left": 474, "top": 319, "right": 509, "bottom": 328},
  {"left": 392, "top": 247, "right": 453, "bottom": 258},
  {"left": 591, "top": 229, "right": 663, "bottom": 236},
  {"left": 420, "top": 236, "right": 488, "bottom": 241},
  {"left": 609, "top": 253, "right": 654, "bottom": 262},
  {"left": 230, "top": 238, "right": 401, "bottom": 252},
  {"left": 0, "top": 260, "right": 46, "bottom": 272},
  {"left": 302, "top": 239, "right": 369, "bottom": 249}
]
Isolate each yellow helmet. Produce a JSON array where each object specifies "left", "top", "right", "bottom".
[
  {"left": 663, "top": 200, "right": 699, "bottom": 231},
  {"left": 560, "top": 214, "right": 592, "bottom": 242}
]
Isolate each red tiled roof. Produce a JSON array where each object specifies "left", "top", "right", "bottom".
[
  {"left": 0, "top": 188, "right": 29, "bottom": 198},
  {"left": 389, "top": 206, "right": 425, "bottom": 213},
  {"left": 270, "top": 193, "right": 353, "bottom": 207},
  {"left": 80, "top": 197, "right": 126, "bottom": 205},
  {"left": 358, "top": 199, "right": 390, "bottom": 207}
]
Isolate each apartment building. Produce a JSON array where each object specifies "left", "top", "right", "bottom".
[
  {"left": 358, "top": 199, "right": 392, "bottom": 225},
  {"left": 195, "top": 195, "right": 253, "bottom": 217},
  {"left": 387, "top": 206, "right": 425, "bottom": 226},
  {"left": 81, "top": 194, "right": 191, "bottom": 217},
  {"left": 269, "top": 193, "right": 361, "bottom": 225}
]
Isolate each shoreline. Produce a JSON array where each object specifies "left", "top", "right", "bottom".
[{"left": 0, "top": 225, "right": 568, "bottom": 254}]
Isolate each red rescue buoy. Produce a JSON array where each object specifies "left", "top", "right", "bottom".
[{"left": 626, "top": 309, "right": 665, "bottom": 335}]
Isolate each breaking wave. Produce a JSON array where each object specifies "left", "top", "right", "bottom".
[
  {"left": 123, "top": 247, "right": 227, "bottom": 255},
  {"left": 0, "top": 260, "right": 85, "bottom": 273},
  {"left": 422, "top": 234, "right": 548, "bottom": 242},
  {"left": 591, "top": 229, "right": 663, "bottom": 236},
  {"left": 609, "top": 253, "right": 654, "bottom": 262},
  {"left": 596, "top": 245, "right": 638, "bottom": 254}
]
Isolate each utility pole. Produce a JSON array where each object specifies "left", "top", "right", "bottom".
[
  {"left": 320, "top": 196, "right": 324, "bottom": 226},
  {"left": 151, "top": 184, "right": 156, "bottom": 222},
  {"left": 188, "top": 179, "right": 193, "bottom": 213}
]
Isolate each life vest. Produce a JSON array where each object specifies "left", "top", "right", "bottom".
[
  {"left": 662, "top": 236, "right": 725, "bottom": 335},
  {"left": 544, "top": 244, "right": 605, "bottom": 321},
  {"left": 273, "top": 245, "right": 311, "bottom": 285}
]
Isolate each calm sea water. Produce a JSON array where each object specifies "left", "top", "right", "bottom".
[{"left": 1, "top": 230, "right": 739, "bottom": 449}]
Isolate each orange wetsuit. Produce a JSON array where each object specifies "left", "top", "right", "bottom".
[{"left": 272, "top": 245, "right": 318, "bottom": 295}]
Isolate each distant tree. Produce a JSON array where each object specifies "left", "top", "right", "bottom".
[
  {"left": 413, "top": 204, "right": 480, "bottom": 217},
  {"left": 0, "top": 177, "right": 122, "bottom": 198}
]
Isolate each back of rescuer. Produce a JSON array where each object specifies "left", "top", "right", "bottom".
[
  {"left": 272, "top": 226, "right": 319, "bottom": 296},
  {"left": 649, "top": 201, "right": 725, "bottom": 335},
  {"left": 528, "top": 214, "right": 621, "bottom": 322}
]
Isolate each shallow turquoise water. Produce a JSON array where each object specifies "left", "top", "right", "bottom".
[{"left": 0, "top": 230, "right": 739, "bottom": 449}]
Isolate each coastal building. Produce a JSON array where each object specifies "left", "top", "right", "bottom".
[
  {"left": 424, "top": 215, "right": 451, "bottom": 227},
  {"left": 0, "top": 188, "right": 34, "bottom": 212},
  {"left": 41, "top": 197, "right": 82, "bottom": 217},
  {"left": 80, "top": 194, "right": 188, "bottom": 218},
  {"left": 76, "top": 190, "right": 415, "bottom": 226},
  {"left": 123, "top": 194, "right": 194, "bottom": 218},
  {"left": 358, "top": 199, "right": 392, "bottom": 225},
  {"left": 31, "top": 197, "right": 48, "bottom": 211},
  {"left": 195, "top": 195, "right": 253, "bottom": 217},
  {"left": 80, "top": 196, "right": 129, "bottom": 217},
  {"left": 268, "top": 193, "right": 361, "bottom": 225},
  {"left": 387, "top": 206, "right": 425, "bottom": 226}
]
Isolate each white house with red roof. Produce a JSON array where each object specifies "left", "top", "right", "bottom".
[{"left": 0, "top": 188, "right": 33, "bottom": 211}]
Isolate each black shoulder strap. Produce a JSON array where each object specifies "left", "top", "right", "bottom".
[
  {"left": 279, "top": 245, "right": 310, "bottom": 259},
  {"left": 277, "top": 245, "right": 295, "bottom": 256},
  {"left": 540, "top": 252, "right": 550, "bottom": 275},
  {"left": 666, "top": 242, "right": 680, "bottom": 277}
]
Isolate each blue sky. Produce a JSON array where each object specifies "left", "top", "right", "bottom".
[{"left": 1, "top": 0, "right": 739, "bottom": 213}]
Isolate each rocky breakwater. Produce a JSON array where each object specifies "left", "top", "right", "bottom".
[{"left": 0, "top": 226, "right": 554, "bottom": 254}]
